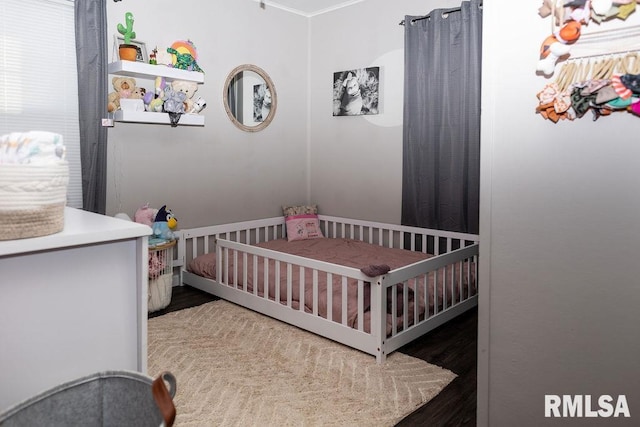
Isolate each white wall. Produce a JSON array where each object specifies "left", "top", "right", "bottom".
[
  {"left": 308, "top": 0, "right": 460, "bottom": 223},
  {"left": 105, "top": 0, "right": 460, "bottom": 226},
  {"left": 479, "top": 1, "right": 640, "bottom": 425},
  {"left": 105, "top": 0, "right": 309, "bottom": 227}
]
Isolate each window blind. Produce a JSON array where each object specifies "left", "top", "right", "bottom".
[{"left": 0, "top": 0, "right": 82, "bottom": 208}]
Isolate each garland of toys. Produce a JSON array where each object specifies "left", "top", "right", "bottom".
[{"left": 535, "top": 0, "right": 640, "bottom": 122}]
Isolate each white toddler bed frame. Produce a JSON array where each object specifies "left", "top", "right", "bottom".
[{"left": 176, "top": 215, "right": 479, "bottom": 363}]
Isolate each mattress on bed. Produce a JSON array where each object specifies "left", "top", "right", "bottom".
[{"left": 187, "top": 237, "right": 475, "bottom": 334}]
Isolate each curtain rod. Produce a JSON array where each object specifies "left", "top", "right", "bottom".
[{"left": 399, "top": 1, "right": 482, "bottom": 26}]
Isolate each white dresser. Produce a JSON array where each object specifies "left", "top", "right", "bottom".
[{"left": 0, "top": 208, "right": 152, "bottom": 411}]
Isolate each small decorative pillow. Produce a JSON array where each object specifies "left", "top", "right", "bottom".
[
  {"left": 285, "top": 214, "right": 324, "bottom": 241},
  {"left": 282, "top": 204, "right": 318, "bottom": 217},
  {"left": 282, "top": 205, "right": 323, "bottom": 242}
]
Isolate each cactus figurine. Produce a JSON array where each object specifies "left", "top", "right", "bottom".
[{"left": 117, "top": 12, "right": 136, "bottom": 44}]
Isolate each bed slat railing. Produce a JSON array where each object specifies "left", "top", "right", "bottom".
[
  {"left": 317, "top": 215, "right": 477, "bottom": 255},
  {"left": 178, "top": 215, "right": 479, "bottom": 363},
  {"left": 177, "top": 217, "right": 287, "bottom": 271},
  {"left": 341, "top": 276, "right": 348, "bottom": 327},
  {"left": 383, "top": 244, "right": 478, "bottom": 317},
  {"left": 216, "top": 238, "right": 374, "bottom": 332},
  {"left": 213, "top": 238, "right": 478, "bottom": 338},
  {"left": 178, "top": 215, "right": 476, "bottom": 268},
  {"left": 299, "top": 267, "right": 305, "bottom": 313}
]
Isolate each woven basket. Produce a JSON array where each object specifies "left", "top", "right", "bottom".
[
  {"left": 149, "top": 273, "right": 173, "bottom": 312},
  {"left": 0, "top": 162, "right": 69, "bottom": 240}
]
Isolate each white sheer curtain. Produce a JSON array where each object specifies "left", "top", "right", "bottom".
[{"left": 0, "top": 0, "right": 82, "bottom": 208}]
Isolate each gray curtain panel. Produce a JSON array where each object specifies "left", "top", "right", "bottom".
[
  {"left": 401, "top": 0, "right": 482, "bottom": 234},
  {"left": 75, "top": 0, "right": 108, "bottom": 214}
]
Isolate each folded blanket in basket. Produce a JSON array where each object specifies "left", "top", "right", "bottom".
[
  {"left": 0, "top": 132, "right": 68, "bottom": 240},
  {"left": 0, "top": 131, "right": 66, "bottom": 165}
]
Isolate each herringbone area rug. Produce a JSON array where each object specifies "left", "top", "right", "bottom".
[{"left": 147, "top": 300, "right": 455, "bottom": 426}]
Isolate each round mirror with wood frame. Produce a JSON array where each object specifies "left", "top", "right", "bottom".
[{"left": 223, "top": 64, "right": 277, "bottom": 132}]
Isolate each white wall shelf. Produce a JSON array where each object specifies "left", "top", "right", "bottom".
[
  {"left": 113, "top": 110, "right": 205, "bottom": 126},
  {"left": 108, "top": 60, "right": 205, "bottom": 83},
  {"left": 108, "top": 60, "right": 205, "bottom": 126}
]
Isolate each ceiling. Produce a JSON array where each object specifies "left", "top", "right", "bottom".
[{"left": 253, "top": 0, "right": 365, "bottom": 17}]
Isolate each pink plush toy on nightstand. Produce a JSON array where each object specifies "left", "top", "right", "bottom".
[{"left": 134, "top": 203, "right": 158, "bottom": 227}]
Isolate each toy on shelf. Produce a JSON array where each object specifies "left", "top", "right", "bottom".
[
  {"left": 171, "top": 80, "right": 199, "bottom": 113},
  {"left": 117, "top": 12, "right": 136, "bottom": 45},
  {"left": 116, "top": 12, "right": 138, "bottom": 61},
  {"left": 147, "top": 77, "right": 167, "bottom": 112},
  {"left": 162, "top": 86, "right": 187, "bottom": 126},
  {"left": 190, "top": 96, "right": 207, "bottom": 114},
  {"left": 149, "top": 47, "right": 158, "bottom": 65},
  {"left": 167, "top": 40, "right": 204, "bottom": 72},
  {"left": 107, "top": 76, "right": 142, "bottom": 112},
  {"left": 106, "top": 24, "right": 205, "bottom": 125}
]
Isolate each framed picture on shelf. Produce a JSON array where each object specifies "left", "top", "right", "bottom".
[{"left": 113, "top": 35, "right": 148, "bottom": 63}]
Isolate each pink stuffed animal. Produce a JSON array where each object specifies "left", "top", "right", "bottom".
[
  {"left": 148, "top": 251, "right": 166, "bottom": 279},
  {"left": 134, "top": 203, "right": 158, "bottom": 227}
]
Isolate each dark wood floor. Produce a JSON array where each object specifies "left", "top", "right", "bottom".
[{"left": 149, "top": 285, "right": 477, "bottom": 426}]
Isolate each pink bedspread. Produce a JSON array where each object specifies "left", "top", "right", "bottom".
[{"left": 188, "top": 238, "right": 476, "bottom": 334}]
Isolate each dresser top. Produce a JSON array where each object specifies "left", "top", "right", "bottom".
[{"left": 0, "top": 208, "right": 151, "bottom": 257}]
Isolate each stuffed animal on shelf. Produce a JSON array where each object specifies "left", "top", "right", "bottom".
[
  {"left": 143, "top": 90, "right": 154, "bottom": 111},
  {"left": 190, "top": 96, "right": 207, "bottom": 114},
  {"left": 162, "top": 86, "right": 187, "bottom": 126},
  {"left": 152, "top": 205, "right": 178, "bottom": 240},
  {"left": 171, "top": 80, "right": 199, "bottom": 113},
  {"left": 107, "top": 76, "right": 139, "bottom": 112},
  {"left": 147, "top": 77, "right": 167, "bottom": 112},
  {"left": 167, "top": 47, "right": 204, "bottom": 72},
  {"left": 131, "top": 86, "right": 145, "bottom": 99},
  {"left": 167, "top": 40, "right": 204, "bottom": 72},
  {"left": 155, "top": 49, "right": 173, "bottom": 66}
]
